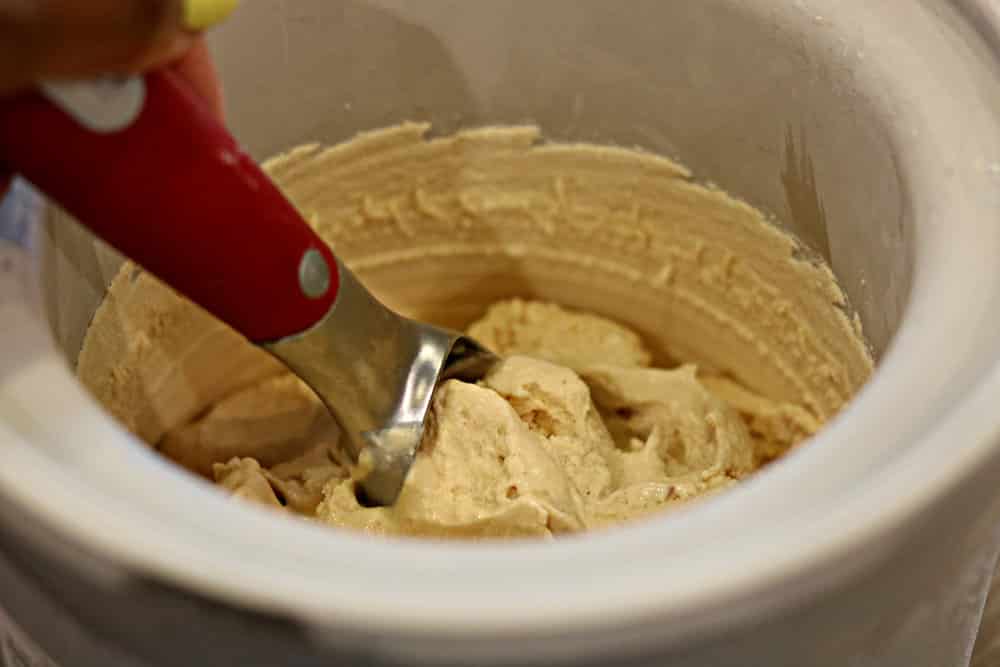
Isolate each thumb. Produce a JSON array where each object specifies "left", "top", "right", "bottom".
[{"left": 0, "top": 0, "right": 238, "bottom": 94}]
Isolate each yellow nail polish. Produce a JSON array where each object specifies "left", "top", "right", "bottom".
[{"left": 182, "top": 0, "right": 239, "bottom": 30}]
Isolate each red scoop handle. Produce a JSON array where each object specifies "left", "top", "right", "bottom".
[{"left": 0, "top": 71, "right": 339, "bottom": 342}]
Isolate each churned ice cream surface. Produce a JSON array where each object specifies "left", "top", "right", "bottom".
[
  {"left": 82, "top": 295, "right": 808, "bottom": 539},
  {"left": 186, "top": 301, "right": 763, "bottom": 537},
  {"left": 77, "top": 124, "right": 873, "bottom": 539},
  {"left": 311, "top": 304, "right": 759, "bottom": 537}
]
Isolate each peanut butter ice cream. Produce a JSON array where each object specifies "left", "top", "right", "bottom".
[
  {"left": 314, "top": 308, "right": 759, "bottom": 538},
  {"left": 77, "top": 124, "right": 873, "bottom": 539}
]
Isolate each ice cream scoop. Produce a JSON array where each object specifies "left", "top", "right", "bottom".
[{"left": 0, "top": 71, "right": 497, "bottom": 505}]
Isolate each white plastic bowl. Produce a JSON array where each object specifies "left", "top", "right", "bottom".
[{"left": 3, "top": 1, "right": 1000, "bottom": 665}]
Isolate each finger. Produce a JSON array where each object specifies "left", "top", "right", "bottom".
[{"left": 0, "top": 1, "right": 237, "bottom": 94}]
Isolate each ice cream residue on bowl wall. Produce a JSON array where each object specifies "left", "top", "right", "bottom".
[{"left": 76, "top": 124, "right": 873, "bottom": 539}]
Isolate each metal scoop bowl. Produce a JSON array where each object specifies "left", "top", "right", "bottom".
[{"left": 268, "top": 261, "right": 498, "bottom": 505}]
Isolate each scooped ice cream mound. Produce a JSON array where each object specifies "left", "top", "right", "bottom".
[
  {"left": 199, "top": 301, "right": 769, "bottom": 538},
  {"left": 84, "top": 294, "right": 817, "bottom": 539},
  {"left": 313, "top": 301, "right": 761, "bottom": 538}
]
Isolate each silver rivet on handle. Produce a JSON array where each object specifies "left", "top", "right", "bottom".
[{"left": 298, "top": 248, "right": 331, "bottom": 299}]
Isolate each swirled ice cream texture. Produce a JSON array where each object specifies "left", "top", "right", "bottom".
[
  {"left": 77, "top": 124, "right": 873, "bottom": 539},
  {"left": 217, "top": 302, "right": 759, "bottom": 537}
]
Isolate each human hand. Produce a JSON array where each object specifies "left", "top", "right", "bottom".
[{"left": 0, "top": 0, "right": 238, "bottom": 193}]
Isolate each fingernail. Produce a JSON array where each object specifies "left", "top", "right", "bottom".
[{"left": 182, "top": 0, "right": 239, "bottom": 30}]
